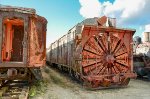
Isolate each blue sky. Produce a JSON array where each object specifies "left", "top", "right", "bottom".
[{"left": 0, "top": 0, "right": 149, "bottom": 47}]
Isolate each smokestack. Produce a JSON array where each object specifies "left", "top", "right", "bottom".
[
  {"left": 107, "top": 17, "right": 116, "bottom": 27},
  {"left": 143, "top": 32, "right": 150, "bottom": 42}
]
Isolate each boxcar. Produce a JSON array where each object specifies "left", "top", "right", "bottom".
[
  {"left": 0, "top": 5, "right": 47, "bottom": 82},
  {"left": 47, "top": 16, "right": 136, "bottom": 88}
]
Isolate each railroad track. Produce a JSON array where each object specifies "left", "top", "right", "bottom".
[{"left": 0, "top": 80, "right": 29, "bottom": 99}]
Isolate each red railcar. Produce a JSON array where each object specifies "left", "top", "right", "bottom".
[
  {"left": 47, "top": 16, "right": 136, "bottom": 88},
  {"left": 0, "top": 5, "right": 47, "bottom": 81}
]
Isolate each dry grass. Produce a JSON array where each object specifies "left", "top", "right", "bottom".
[
  {"left": 46, "top": 66, "right": 77, "bottom": 88},
  {"left": 30, "top": 66, "right": 150, "bottom": 99}
]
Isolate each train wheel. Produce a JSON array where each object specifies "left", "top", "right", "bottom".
[
  {"left": 0, "top": 80, "right": 5, "bottom": 87},
  {"left": 82, "top": 32, "right": 130, "bottom": 87},
  {"left": 101, "top": 79, "right": 111, "bottom": 87},
  {"left": 69, "top": 69, "right": 75, "bottom": 78},
  {"left": 147, "top": 73, "right": 150, "bottom": 80},
  {"left": 121, "top": 78, "right": 130, "bottom": 86},
  {"left": 83, "top": 80, "right": 92, "bottom": 88}
]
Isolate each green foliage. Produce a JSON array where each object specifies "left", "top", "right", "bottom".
[
  {"left": 29, "top": 86, "right": 36, "bottom": 97},
  {"left": 29, "top": 80, "right": 48, "bottom": 98}
]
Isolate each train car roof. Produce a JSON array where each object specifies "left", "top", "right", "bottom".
[
  {"left": 70, "top": 17, "right": 135, "bottom": 32},
  {"left": 0, "top": 5, "right": 47, "bottom": 23},
  {"left": 81, "top": 25, "right": 136, "bottom": 35},
  {"left": 0, "top": 4, "right": 35, "bottom": 14}
]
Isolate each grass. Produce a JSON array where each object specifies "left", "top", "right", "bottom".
[
  {"left": 29, "top": 80, "right": 48, "bottom": 98},
  {"left": 48, "top": 71, "right": 66, "bottom": 87},
  {"left": 47, "top": 67, "right": 78, "bottom": 89},
  {"left": 44, "top": 67, "right": 50, "bottom": 74},
  {"left": 29, "top": 66, "right": 79, "bottom": 98}
]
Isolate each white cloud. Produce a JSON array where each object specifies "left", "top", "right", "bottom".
[
  {"left": 79, "top": 0, "right": 150, "bottom": 26},
  {"left": 103, "top": 0, "right": 148, "bottom": 25},
  {"left": 79, "top": 0, "right": 102, "bottom": 18},
  {"left": 104, "top": 0, "right": 145, "bottom": 18},
  {"left": 144, "top": 24, "right": 150, "bottom": 32}
]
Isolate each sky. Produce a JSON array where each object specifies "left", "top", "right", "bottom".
[{"left": 0, "top": 0, "right": 150, "bottom": 47}]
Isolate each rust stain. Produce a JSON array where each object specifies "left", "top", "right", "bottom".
[{"left": 47, "top": 16, "right": 136, "bottom": 88}]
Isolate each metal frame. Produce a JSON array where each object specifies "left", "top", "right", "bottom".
[{"left": 0, "top": 12, "right": 29, "bottom": 67}]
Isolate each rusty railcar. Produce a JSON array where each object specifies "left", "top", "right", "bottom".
[
  {"left": 47, "top": 16, "right": 136, "bottom": 88},
  {"left": 0, "top": 5, "right": 47, "bottom": 82}
]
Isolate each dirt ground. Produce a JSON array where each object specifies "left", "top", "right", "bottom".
[{"left": 31, "top": 66, "right": 150, "bottom": 99}]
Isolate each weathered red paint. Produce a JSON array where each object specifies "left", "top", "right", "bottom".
[
  {"left": 0, "top": 5, "right": 47, "bottom": 68},
  {"left": 28, "top": 15, "right": 47, "bottom": 67},
  {"left": 0, "top": 5, "right": 47, "bottom": 82},
  {"left": 47, "top": 16, "right": 136, "bottom": 88},
  {"left": 81, "top": 26, "right": 136, "bottom": 85}
]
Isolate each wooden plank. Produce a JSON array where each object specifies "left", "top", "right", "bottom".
[{"left": 0, "top": 62, "right": 25, "bottom": 67}]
